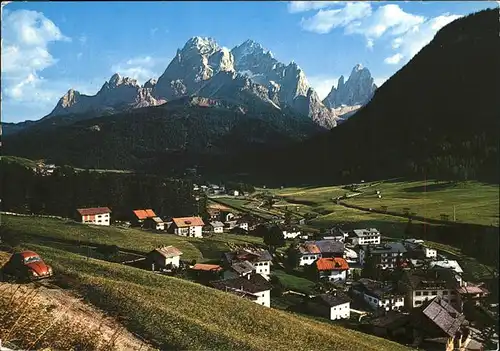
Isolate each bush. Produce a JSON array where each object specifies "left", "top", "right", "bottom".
[{"left": 95, "top": 244, "right": 120, "bottom": 257}]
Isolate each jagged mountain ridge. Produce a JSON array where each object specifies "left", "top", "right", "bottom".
[
  {"left": 322, "top": 64, "right": 378, "bottom": 121},
  {"left": 40, "top": 37, "right": 343, "bottom": 128}
]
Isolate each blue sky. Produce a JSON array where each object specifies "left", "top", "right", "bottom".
[{"left": 2, "top": 1, "right": 497, "bottom": 123}]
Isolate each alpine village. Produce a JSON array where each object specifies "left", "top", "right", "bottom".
[{"left": 0, "top": 3, "right": 498, "bottom": 351}]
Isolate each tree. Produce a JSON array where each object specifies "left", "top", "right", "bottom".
[
  {"left": 284, "top": 210, "right": 292, "bottom": 225},
  {"left": 263, "top": 225, "right": 285, "bottom": 252},
  {"left": 252, "top": 224, "right": 269, "bottom": 238},
  {"left": 285, "top": 243, "right": 299, "bottom": 269}
]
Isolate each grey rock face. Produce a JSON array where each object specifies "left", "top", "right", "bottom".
[
  {"left": 47, "top": 37, "right": 338, "bottom": 128},
  {"left": 323, "top": 64, "right": 377, "bottom": 109},
  {"left": 47, "top": 73, "right": 164, "bottom": 118}
]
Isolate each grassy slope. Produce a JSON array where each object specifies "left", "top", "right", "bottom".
[
  {"left": 267, "top": 180, "right": 499, "bottom": 227},
  {"left": 342, "top": 180, "right": 499, "bottom": 226},
  {"left": 2, "top": 215, "right": 262, "bottom": 263},
  {"left": 0, "top": 155, "right": 38, "bottom": 169},
  {"left": 15, "top": 243, "right": 410, "bottom": 351}
]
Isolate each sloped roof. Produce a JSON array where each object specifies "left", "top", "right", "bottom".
[
  {"left": 403, "top": 268, "right": 459, "bottom": 290},
  {"left": 315, "top": 240, "right": 344, "bottom": 253},
  {"left": 151, "top": 216, "right": 164, "bottom": 224},
  {"left": 421, "top": 297, "right": 466, "bottom": 337},
  {"left": 367, "top": 242, "right": 407, "bottom": 254},
  {"left": 77, "top": 207, "right": 111, "bottom": 216},
  {"left": 210, "top": 221, "right": 224, "bottom": 228},
  {"left": 210, "top": 274, "right": 272, "bottom": 294},
  {"left": 316, "top": 292, "right": 351, "bottom": 307},
  {"left": 429, "top": 260, "right": 463, "bottom": 273},
  {"left": 298, "top": 242, "right": 321, "bottom": 254},
  {"left": 133, "top": 209, "right": 156, "bottom": 220},
  {"left": 150, "top": 246, "right": 183, "bottom": 258},
  {"left": 352, "top": 228, "right": 381, "bottom": 237},
  {"left": 192, "top": 263, "right": 222, "bottom": 272},
  {"left": 231, "top": 261, "right": 255, "bottom": 275},
  {"left": 315, "top": 257, "right": 349, "bottom": 271},
  {"left": 224, "top": 249, "right": 272, "bottom": 265},
  {"left": 172, "top": 216, "right": 205, "bottom": 227}
]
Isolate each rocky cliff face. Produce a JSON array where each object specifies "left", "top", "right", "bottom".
[
  {"left": 47, "top": 73, "right": 164, "bottom": 118},
  {"left": 46, "top": 37, "right": 342, "bottom": 128},
  {"left": 323, "top": 64, "right": 377, "bottom": 117}
]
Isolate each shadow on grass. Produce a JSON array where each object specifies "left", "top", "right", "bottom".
[
  {"left": 190, "top": 240, "right": 227, "bottom": 261},
  {"left": 402, "top": 182, "right": 456, "bottom": 193}
]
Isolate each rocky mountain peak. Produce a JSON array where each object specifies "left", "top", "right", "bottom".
[
  {"left": 182, "top": 36, "right": 220, "bottom": 55},
  {"left": 323, "top": 64, "right": 377, "bottom": 110},
  {"left": 144, "top": 78, "right": 157, "bottom": 89},
  {"left": 59, "top": 89, "right": 81, "bottom": 108}
]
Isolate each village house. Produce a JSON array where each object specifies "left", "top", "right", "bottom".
[
  {"left": 308, "top": 292, "right": 351, "bottom": 320},
  {"left": 351, "top": 278, "right": 405, "bottom": 312},
  {"left": 410, "top": 296, "right": 471, "bottom": 351},
  {"left": 403, "top": 239, "right": 437, "bottom": 259},
  {"left": 210, "top": 273, "right": 272, "bottom": 307},
  {"left": 456, "top": 283, "right": 490, "bottom": 306},
  {"left": 209, "top": 221, "right": 225, "bottom": 234},
  {"left": 222, "top": 248, "right": 272, "bottom": 279},
  {"left": 223, "top": 260, "right": 256, "bottom": 280},
  {"left": 314, "top": 257, "right": 350, "bottom": 282},
  {"left": 344, "top": 247, "right": 359, "bottom": 263},
  {"left": 429, "top": 260, "right": 463, "bottom": 274},
  {"left": 359, "top": 242, "right": 408, "bottom": 270},
  {"left": 77, "top": 207, "right": 111, "bottom": 226},
  {"left": 132, "top": 209, "right": 157, "bottom": 226},
  {"left": 171, "top": 216, "right": 205, "bottom": 238},
  {"left": 147, "top": 246, "right": 183, "bottom": 270},
  {"left": 324, "top": 227, "right": 349, "bottom": 241},
  {"left": 143, "top": 216, "right": 165, "bottom": 231},
  {"left": 349, "top": 228, "right": 381, "bottom": 246},
  {"left": 297, "top": 242, "right": 322, "bottom": 266},
  {"left": 399, "top": 268, "right": 462, "bottom": 310},
  {"left": 281, "top": 226, "right": 302, "bottom": 240},
  {"left": 190, "top": 263, "right": 223, "bottom": 283},
  {"left": 296, "top": 240, "right": 344, "bottom": 266}
]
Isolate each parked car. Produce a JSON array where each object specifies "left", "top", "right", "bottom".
[{"left": 1, "top": 251, "right": 53, "bottom": 282}]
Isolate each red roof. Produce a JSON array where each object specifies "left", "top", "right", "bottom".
[
  {"left": 77, "top": 207, "right": 111, "bottom": 216},
  {"left": 133, "top": 209, "right": 157, "bottom": 220},
  {"left": 191, "top": 263, "right": 222, "bottom": 272},
  {"left": 172, "top": 216, "right": 205, "bottom": 228},
  {"left": 316, "top": 257, "right": 349, "bottom": 271}
]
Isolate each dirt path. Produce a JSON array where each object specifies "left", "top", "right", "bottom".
[{"left": 0, "top": 253, "right": 153, "bottom": 351}]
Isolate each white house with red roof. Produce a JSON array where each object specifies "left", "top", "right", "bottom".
[
  {"left": 77, "top": 207, "right": 111, "bottom": 226},
  {"left": 171, "top": 216, "right": 205, "bottom": 238}
]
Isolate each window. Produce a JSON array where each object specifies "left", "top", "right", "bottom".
[
  {"left": 443, "top": 291, "right": 448, "bottom": 295},
  {"left": 431, "top": 291, "right": 437, "bottom": 295},
  {"left": 423, "top": 291, "right": 429, "bottom": 296},
  {"left": 416, "top": 291, "right": 422, "bottom": 296},
  {"left": 416, "top": 300, "right": 422, "bottom": 305}
]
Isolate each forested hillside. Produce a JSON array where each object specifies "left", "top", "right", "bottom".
[{"left": 235, "top": 9, "right": 500, "bottom": 185}]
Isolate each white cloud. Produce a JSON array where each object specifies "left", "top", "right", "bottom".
[
  {"left": 301, "top": 2, "right": 372, "bottom": 34},
  {"left": 287, "top": 1, "right": 343, "bottom": 14},
  {"left": 297, "top": 2, "right": 461, "bottom": 65},
  {"left": 384, "top": 53, "right": 403, "bottom": 64},
  {"left": 345, "top": 4, "right": 425, "bottom": 42},
  {"left": 1, "top": 9, "right": 71, "bottom": 106},
  {"left": 308, "top": 75, "right": 340, "bottom": 100},
  {"left": 111, "top": 55, "right": 165, "bottom": 83},
  {"left": 76, "top": 52, "right": 83, "bottom": 60},
  {"left": 150, "top": 27, "right": 158, "bottom": 36},
  {"left": 384, "top": 13, "right": 461, "bottom": 64}
]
